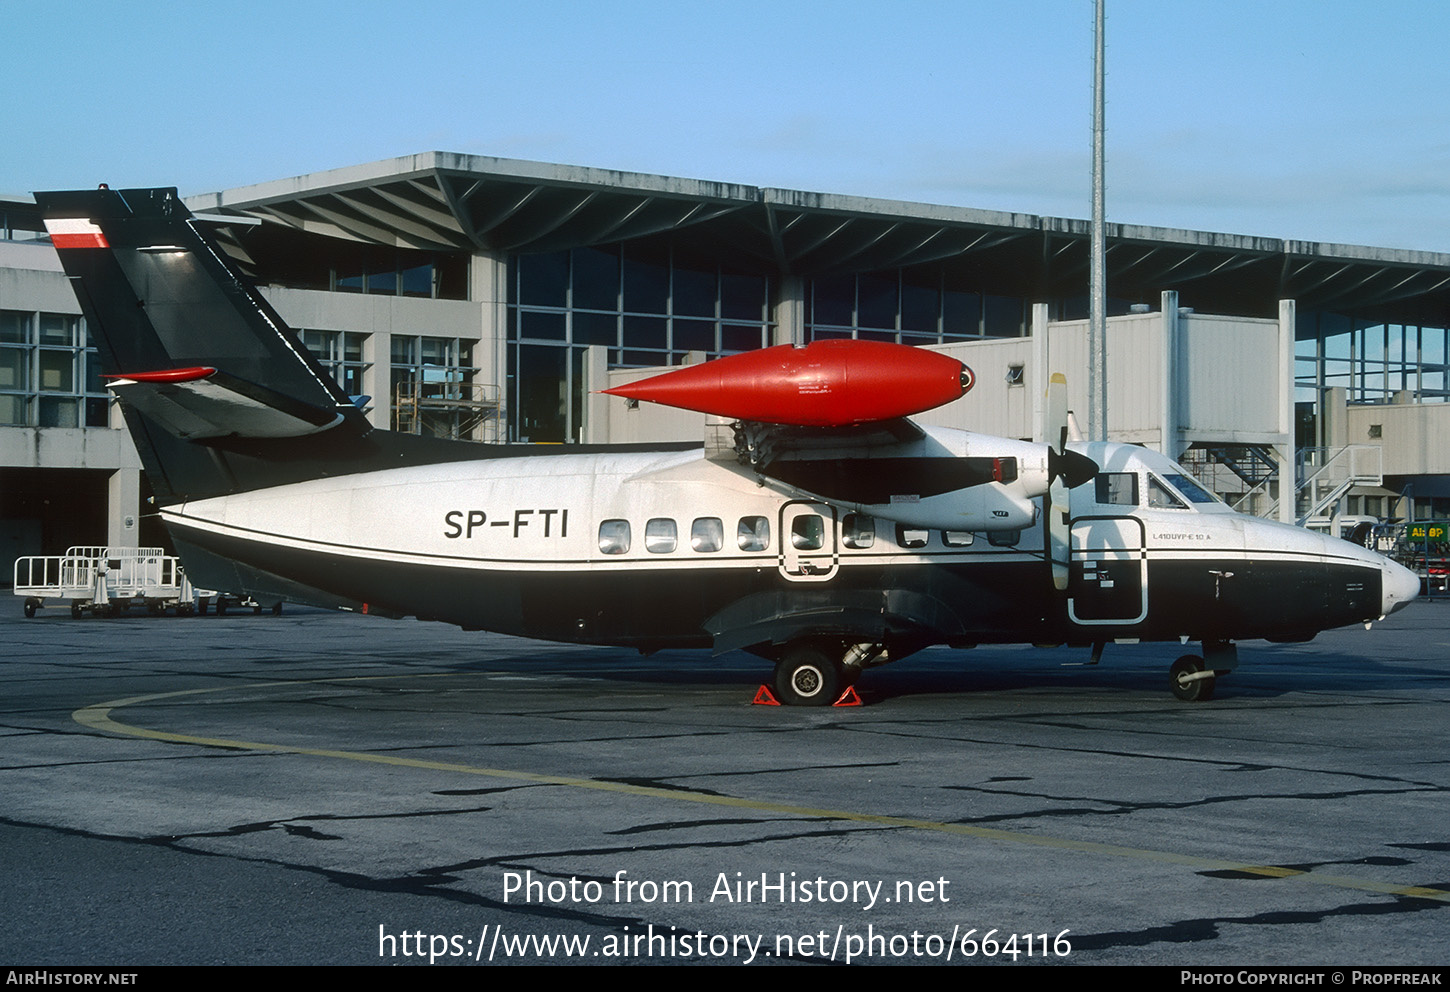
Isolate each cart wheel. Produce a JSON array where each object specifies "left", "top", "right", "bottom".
[
  {"left": 23, "top": 598, "right": 39, "bottom": 619},
  {"left": 71, "top": 601, "right": 84, "bottom": 619}
]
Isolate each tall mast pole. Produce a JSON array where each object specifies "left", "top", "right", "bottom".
[{"left": 1089, "top": 0, "right": 1107, "bottom": 442}]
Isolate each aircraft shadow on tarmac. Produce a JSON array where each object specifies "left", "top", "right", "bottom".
[
  {"left": 433, "top": 639, "right": 1447, "bottom": 705},
  {"left": 12, "top": 601, "right": 1444, "bottom": 705}
]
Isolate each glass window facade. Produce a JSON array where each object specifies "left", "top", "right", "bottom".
[
  {"left": 1296, "top": 314, "right": 1449, "bottom": 405},
  {"left": 391, "top": 335, "right": 475, "bottom": 437},
  {"left": 805, "top": 266, "right": 1024, "bottom": 344},
  {"left": 237, "top": 224, "right": 468, "bottom": 300},
  {"left": 507, "top": 244, "right": 774, "bottom": 442},
  {"left": 0, "top": 310, "right": 109, "bottom": 428},
  {"left": 301, "top": 329, "right": 371, "bottom": 400},
  {"left": 1294, "top": 311, "right": 1449, "bottom": 446}
]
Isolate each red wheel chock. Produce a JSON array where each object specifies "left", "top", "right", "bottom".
[{"left": 752, "top": 684, "right": 863, "bottom": 706}]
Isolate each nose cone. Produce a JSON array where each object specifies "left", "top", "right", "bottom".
[{"left": 1381, "top": 557, "right": 1420, "bottom": 616}]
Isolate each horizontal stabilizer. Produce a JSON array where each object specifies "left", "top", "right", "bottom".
[{"left": 105, "top": 367, "right": 345, "bottom": 440}]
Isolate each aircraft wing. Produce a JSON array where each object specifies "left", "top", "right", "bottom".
[{"left": 611, "top": 341, "right": 1094, "bottom": 535}]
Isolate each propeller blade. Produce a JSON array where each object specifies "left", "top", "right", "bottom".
[
  {"left": 1043, "top": 372, "right": 1095, "bottom": 592},
  {"left": 1047, "top": 372, "right": 1068, "bottom": 453},
  {"left": 1048, "top": 475, "right": 1071, "bottom": 591}
]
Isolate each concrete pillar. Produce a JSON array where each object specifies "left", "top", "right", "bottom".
[
  {"left": 1323, "top": 386, "right": 1349, "bottom": 448},
  {"left": 1160, "top": 291, "right": 1180, "bottom": 459},
  {"left": 581, "top": 345, "right": 610, "bottom": 444},
  {"left": 106, "top": 467, "right": 140, "bottom": 550},
  {"left": 471, "top": 251, "right": 510, "bottom": 437},
  {"left": 1031, "top": 302, "right": 1050, "bottom": 443},
  {"left": 362, "top": 330, "right": 392, "bottom": 431},
  {"left": 1277, "top": 300, "right": 1297, "bottom": 525},
  {"left": 774, "top": 276, "right": 804, "bottom": 346}
]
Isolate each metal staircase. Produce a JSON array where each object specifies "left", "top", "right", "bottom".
[
  {"left": 1284, "top": 445, "right": 1384, "bottom": 525},
  {"left": 1203, "top": 444, "right": 1278, "bottom": 487},
  {"left": 1214, "top": 444, "right": 1383, "bottom": 525}
]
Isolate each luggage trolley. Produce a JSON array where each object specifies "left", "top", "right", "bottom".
[{"left": 14, "top": 546, "right": 205, "bottom": 618}]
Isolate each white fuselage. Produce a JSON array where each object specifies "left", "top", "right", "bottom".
[{"left": 160, "top": 439, "right": 1416, "bottom": 646}]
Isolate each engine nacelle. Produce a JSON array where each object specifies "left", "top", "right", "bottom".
[{"left": 844, "top": 483, "right": 1038, "bottom": 533}]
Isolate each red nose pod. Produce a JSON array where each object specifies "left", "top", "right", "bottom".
[{"left": 602, "top": 340, "right": 972, "bottom": 426}]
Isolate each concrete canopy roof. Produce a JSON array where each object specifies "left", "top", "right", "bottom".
[{"left": 104, "top": 150, "right": 1450, "bottom": 325}]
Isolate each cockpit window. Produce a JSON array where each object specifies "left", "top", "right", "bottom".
[
  {"left": 1163, "top": 472, "right": 1219, "bottom": 504},
  {"left": 1147, "top": 475, "right": 1187, "bottom": 509},
  {"left": 1095, "top": 472, "right": 1138, "bottom": 506}
]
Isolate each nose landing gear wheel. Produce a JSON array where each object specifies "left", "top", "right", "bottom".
[
  {"left": 774, "top": 645, "right": 843, "bottom": 707},
  {"left": 1170, "top": 655, "right": 1216, "bottom": 702}
]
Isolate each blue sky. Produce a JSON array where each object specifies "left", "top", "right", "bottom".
[{"left": 7, "top": 1, "right": 1450, "bottom": 251}]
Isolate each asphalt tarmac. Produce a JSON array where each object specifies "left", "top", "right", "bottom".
[{"left": 2, "top": 596, "right": 1447, "bottom": 966}]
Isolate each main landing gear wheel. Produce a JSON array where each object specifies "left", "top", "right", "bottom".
[
  {"left": 1170, "top": 655, "right": 1216, "bottom": 703},
  {"left": 774, "top": 644, "right": 843, "bottom": 707}
]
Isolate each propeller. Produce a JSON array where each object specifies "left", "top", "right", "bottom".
[{"left": 1044, "top": 373, "right": 1098, "bottom": 591}]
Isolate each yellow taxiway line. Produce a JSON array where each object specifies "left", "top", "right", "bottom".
[{"left": 74, "top": 675, "right": 1449, "bottom": 905}]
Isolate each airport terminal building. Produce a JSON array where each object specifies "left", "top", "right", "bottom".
[{"left": 4, "top": 151, "right": 1450, "bottom": 570}]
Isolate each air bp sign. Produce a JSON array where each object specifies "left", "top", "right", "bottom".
[{"left": 1407, "top": 522, "right": 1448, "bottom": 541}]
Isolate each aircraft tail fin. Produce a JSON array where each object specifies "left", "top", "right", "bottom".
[{"left": 34, "top": 186, "right": 370, "bottom": 501}]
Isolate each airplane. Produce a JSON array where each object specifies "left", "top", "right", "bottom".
[{"left": 35, "top": 186, "right": 1421, "bottom": 705}]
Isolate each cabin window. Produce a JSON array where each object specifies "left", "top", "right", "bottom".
[
  {"left": 1163, "top": 472, "right": 1218, "bottom": 504},
  {"left": 792, "top": 514, "right": 826, "bottom": 551},
  {"left": 598, "top": 519, "right": 631, "bottom": 555},
  {"left": 842, "top": 513, "right": 875, "bottom": 549},
  {"left": 645, "top": 517, "right": 678, "bottom": 553},
  {"left": 987, "top": 529, "right": 1021, "bottom": 547},
  {"left": 943, "top": 530, "right": 974, "bottom": 547},
  {"left": 691, "top": 517, "right": 723, "bottom": 553},
  {"left": 738, "top": 516, "right": 770, "bottom": 552},
  {"left": 1147, "top": 476, "right": 1187, "bottom": 510},
  {"left": 895, "top": 524, "right": 929, "bottom": 549},
  {"left": 1095, "top": 472, "right": 1138, "bottom": 507}
]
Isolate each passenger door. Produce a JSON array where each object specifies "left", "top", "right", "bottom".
[{"left": 778, "top": 501, "right": 838, "bottom": 582}]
